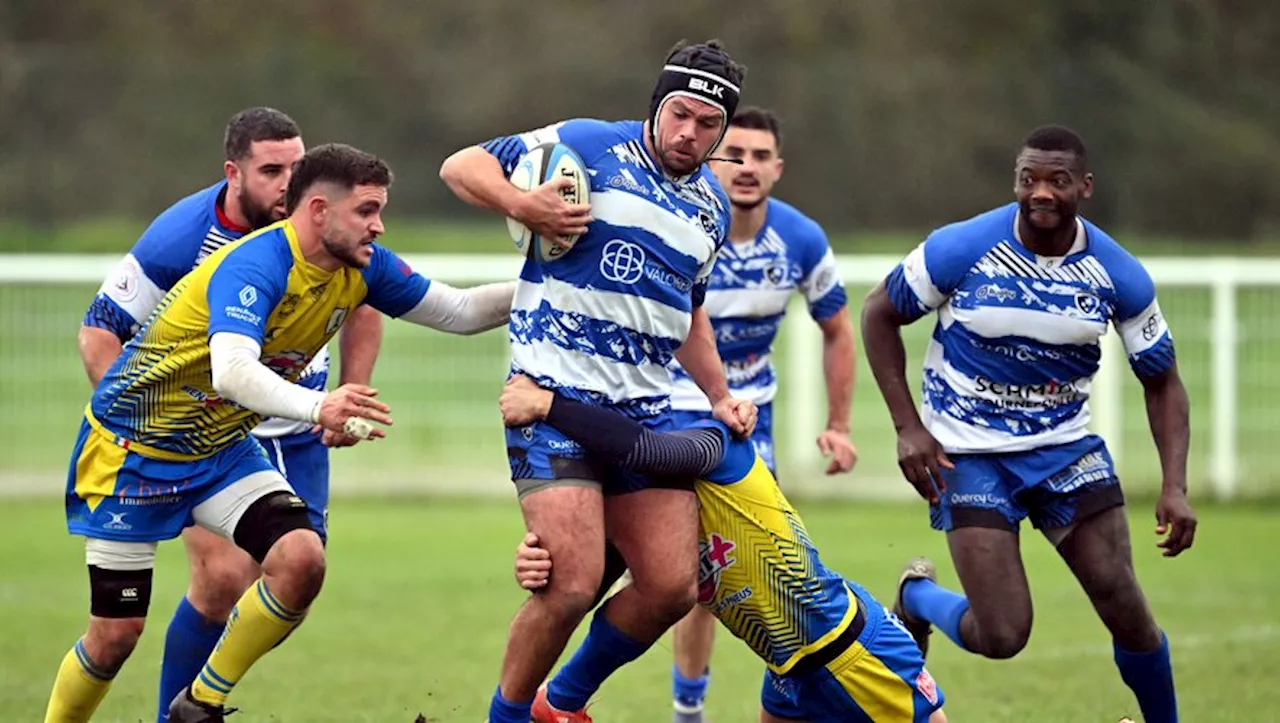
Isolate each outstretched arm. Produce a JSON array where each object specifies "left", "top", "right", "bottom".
[
  {"left": 397, "top": 281, "right": 516, "bottom": 335},
  {"left": 499, "top": 377, "right": 725, "bottom": 477}
]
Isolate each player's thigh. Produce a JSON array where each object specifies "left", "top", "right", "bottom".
[
  {"left": 603, "top": 486, "right": 699, "bottom": 594},
  {"left": 264, "top": 430, "right": 331, "bottom": 541},
  {"left": 190, "top": 438, "right": 315, "bottom": 565},
  {"left": 519, "top": 482, "right": 607, "bottom": 602},
  {"left": 1054, "top": 504, "right": 1160, "bottom": 645}
]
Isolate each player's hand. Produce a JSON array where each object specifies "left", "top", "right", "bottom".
[
  {"left": 1155, "top": 488, "right": 1197, "bottom": 557},
  {"left": 817, "top": 428, "right": 858, "bottom": 475},
  {"left": 315, "top": 425, "right": 361, "bottom": 448},
  {"left": 316, "top": 384, "right": 392, "bottom": 439},
  {"left": 514, "top": 532, "right": 552, "bottom": 591},
  {"left": 514, "top": 176, "right": 593, "bottom": 249},
  {"left": 499, "top": 374, "right": 554, "bottom": 427},
  {"left": 897, "top": 423, "right": 953, "bottom": 504},
  {"left": 712, "top": 396, "right": 757, "bottom": 439}
]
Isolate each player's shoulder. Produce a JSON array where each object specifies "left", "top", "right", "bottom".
[
  {"left": 767, "top": 198, "right": 829, "bottom": 250},
  {"left": 918, "top": 202, "right": 1015, "bottom": 273},
  {"left": 216, "top": 221, "right": 294, "bottom": 271},
  {"left": 133, "top": 181, "right": 228, "bottom": 266},
  {"left": 551, "top": 118, "right": 641, "bottom": 162},
  {"left": 928, "top": 202, "right": 1016, "bottom": 247}
]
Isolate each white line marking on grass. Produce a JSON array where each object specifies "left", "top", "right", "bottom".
[{"left": 1019, "top": 624, "right": 1280, "bottom": 663}]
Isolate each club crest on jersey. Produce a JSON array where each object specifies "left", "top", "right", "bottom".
[
  {"left": 1074, "top": 292, "right": 1100, "bottom": 316},
  {"left": 765, "top": 259, "right": 789, "bottom": 286},
  {"left": 697, "top": 533, "right": 737, "bottom": 605},
  {"left": 698, "top": 210, "right": 717, "bottom": 237},
  {"left": 277, "top": 293, "right": 301, "bottom": 318},
  {"left": 325, "top": 307, "right": 349, "bottom": 335}
]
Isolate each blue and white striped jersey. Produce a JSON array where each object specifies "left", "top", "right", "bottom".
[
  {"left": 82, "top": 181, "right": 329, "bottom": 439},
  {"left": 483, "top": 119, "right": 730, "bottom": 418},
  {"left": 884, "top": 203, "right": 1175, "bottom": 454},
  {"left": 669, "top": 198, "right": 846, "bottom": 410}
]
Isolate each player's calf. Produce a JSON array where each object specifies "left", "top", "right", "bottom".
[
  {"left": 45, "top": 541, "right": 157, "bottom": 723},
  {"left": 185, "top": 488, "right": 322, "bottom": 712}
]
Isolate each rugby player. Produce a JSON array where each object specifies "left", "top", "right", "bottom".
[
  {"left": 666, "top": 106, "right": 857, "bottom": 723},
  {"left": 76, "top": 106, "right": 384, "bottom": 723},
  {"left": 860, "top": 125, "right": 1193, "bottom": 723},
  {"left": 501, "top": 374, "right": 945, "bottom": 723},
  {"left": 45, "top": 144, "right": 516, "bottom": 723},
  {"left": 440, "top": 39, "right": 758, "bottom": 723}
]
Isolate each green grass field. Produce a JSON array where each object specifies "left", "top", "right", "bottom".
[
  {"left": 2, "top": 274, "right": 1276, "bottom": 498},
  {"left": 2, "top": 498, "right": 1277, "bottom": 721}
]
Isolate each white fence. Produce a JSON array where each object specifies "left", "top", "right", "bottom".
[{"left": 2, "top": 254, "right": 1273, "bottom": 500}]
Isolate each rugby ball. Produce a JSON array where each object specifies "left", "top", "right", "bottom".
[{"left": 506, "top": 142, "right": 590, "bottom": 263}]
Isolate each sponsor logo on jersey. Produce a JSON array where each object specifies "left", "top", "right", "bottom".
[{"left": 697, "top": 532, "right": 738, "bottom": 605}]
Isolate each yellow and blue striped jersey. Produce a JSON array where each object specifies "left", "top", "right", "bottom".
[
  {"left": 693, "top": 421, "right": 857, "bottom": 675},
  {"left": 88, "top": 220, "right": 429, "bottom": 460}
]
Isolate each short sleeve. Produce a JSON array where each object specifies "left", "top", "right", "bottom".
[
  {"left": 359, "top": 245, "right": 432, "bottom": 318},
  {"left": 883, "top": 230, "right": 978, "bottom": 321},
  {"left": 206, "top": 247, "right": 288, "bottom": 344},
  {"left": 797, "top": 228, "right": 847, "bottom": 322},
  {"left": 480, "top": 121, "right": 569, "bottom": 177},
  {"left": 1110, "top": 255, "right": 1175, "bottom": 378}
]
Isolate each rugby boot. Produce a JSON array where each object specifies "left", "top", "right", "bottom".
[
  {"left": 894, "top": 556, "right": 938, "bottom": 658},
  {"left": 166, "top": 686, "right": 238, "bottom": 722},
  {"left": 530, "top": 685, "right": 594, "bottom": 722}
]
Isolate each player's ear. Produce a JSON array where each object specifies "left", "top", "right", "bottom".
[
  {"left": 1081, "top": 172, "right": 1094, "bottom": 199},
  {"left": 224, "top": 160, "right": 240, "bottom": 189},
  {"left": 773, "top": 155, "right": 784, "bottom": 181}
]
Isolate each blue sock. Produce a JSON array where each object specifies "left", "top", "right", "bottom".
[
  {"left": 546, "top": 608, "right": 650, "bottom": 711},
  {"left": 486, "top": 680, "right": 532, "bottom": 721},
  {"left": 1114, "top": 631, "right": 1178, "bottom": 723},
  {"left": 672, "top": 664, "right": 710, "bottom": 710},
  {"left": 902, "top": 578, "right": 971, "bottom": 651},
  {"left": 156, "top": 596, "right": 226, "bottom": 722},
  {"left": 487, "top": 685, "right": 532, "bottom": 723}
]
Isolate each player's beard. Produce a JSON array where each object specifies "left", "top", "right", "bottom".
[
  {"left": 239, "top": 188, "right": 280, "bottom": 231},
  {"left": 731, "top": 195, "right": 767, "bottom": 211},
  {"left": 321, "top": 230, "right": 371, "bottom": 269}
]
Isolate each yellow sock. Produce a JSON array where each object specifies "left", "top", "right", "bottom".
[
  {"left": 44, "top": 639, "right": 114, "bottom": 723},
  {"left": 191, "top": 578, "right": 305, "bottom": 707}
]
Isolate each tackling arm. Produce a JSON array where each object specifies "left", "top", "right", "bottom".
[
  {"left": 673, "top": 306, "right": 731, "bottom": 406},
  {"left": 545, "top": 395, "right": 726, "bottom": 477},
  {"left": 397, "top": 281, "right": 516, "bottom": 335},
  {"left": 860, "top": 282, "right": 923, "bottom": 433}
]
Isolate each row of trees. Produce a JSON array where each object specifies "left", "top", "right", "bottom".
[{"left": 2, "top": 0, "right": 1276, "bottom": 238}]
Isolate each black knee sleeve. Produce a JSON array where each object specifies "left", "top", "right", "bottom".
[
  {"left": 233, "top": 491, "right": 314, "bottom": 564},
  {"left": 88, "top": 565, "right": 153, "bottom": 618},
  {"left": 591, "top": 540, "right": 629, "bottom": 609}
]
